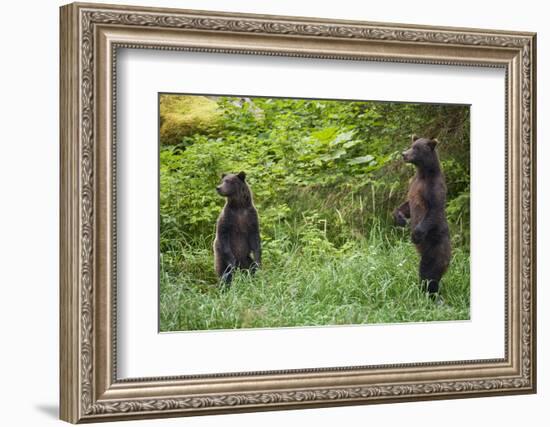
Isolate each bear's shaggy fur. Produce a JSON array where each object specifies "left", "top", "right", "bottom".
[
  {"left": 213, "top": 172, "right": 261, "bottom": 285},
  {"left": 393, "top": 135, "right": 451, "bottom": 295}
]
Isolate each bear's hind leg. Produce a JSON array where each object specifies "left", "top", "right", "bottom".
[
  {"left": 419, "top": 254, "right": 444, "bottom": 296},
  {"left": 244, "top": 255, "right": 256, "bottom": 273},
  {"left": 236, "top": 255, "right": 257, "bottom": 276},
  {"left": 215, "top": 253, "right": 234, "bottom": 286},
  {"left": 425, "top": 279, "right": 440, "bottom": 295},
  {"left": 220, "top": 263, "right": 234, "bottom": 286}
]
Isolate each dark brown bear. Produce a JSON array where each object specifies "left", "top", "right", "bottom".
[
  {"left": 213, "top": 172, "right": 261, "bottom": 285},
  {"left": 393, "top": 135, "right": 451, "bottom": 295}
]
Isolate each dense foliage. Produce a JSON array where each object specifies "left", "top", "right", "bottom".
[{"left": 159, "top": 95, "right": 470, "bottom": 331}]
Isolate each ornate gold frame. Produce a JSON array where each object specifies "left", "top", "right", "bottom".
[{"left": 60, "top": 2, "right": 536, "bottom": 423}]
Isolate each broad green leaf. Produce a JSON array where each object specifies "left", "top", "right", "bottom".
[
  {"left": 347, "top": 155, "right": 374, "bottom": 165},
  {"left": 321, "top": 149, "right": 347, "bottom": 161},
  {"left": 330, "top": 130, "right": 355, "bottom": 146}
]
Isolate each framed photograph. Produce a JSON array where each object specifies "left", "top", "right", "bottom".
[{"left": 60, "top": 2, "right": 537, "bottom": 423}]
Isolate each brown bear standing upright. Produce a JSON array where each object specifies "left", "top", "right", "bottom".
[
  {"left": 213, "top": 171, "right": 261, "bottom": 285},
  {"left": 393, "top": 135, "right": 451, "bottom": 295}
]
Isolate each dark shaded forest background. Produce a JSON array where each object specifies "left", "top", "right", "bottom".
[{"left": 159, "top": 94, "right": 470, "bottom": 331}]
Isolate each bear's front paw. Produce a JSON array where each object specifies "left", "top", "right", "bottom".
[
  {"left": 394, "top": 210, "right": 407, "bottom": 227},
  {"left": 411, "top": 227, "right": 427, "bottom": 244}
]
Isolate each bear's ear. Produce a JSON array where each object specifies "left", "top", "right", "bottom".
[
  {"left": 237, "top": 171, "right": 246, "bottom": 182},
  {"left": 411, "top": 134, "right": 419, "bottom": 142},
  {"left": 221, "top": 173, "right": 227, "bottom": 179},
  {"left": 427, "top": 139, "right": 439, "bottom": 150}
]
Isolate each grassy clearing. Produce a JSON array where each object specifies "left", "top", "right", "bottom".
[{"left": 159, "top": 223, "right": 470, "bottom": 332}]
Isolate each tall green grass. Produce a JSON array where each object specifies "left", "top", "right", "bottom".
[{"left": 159, "top": 221, "right": 470, "bottom": 332}]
